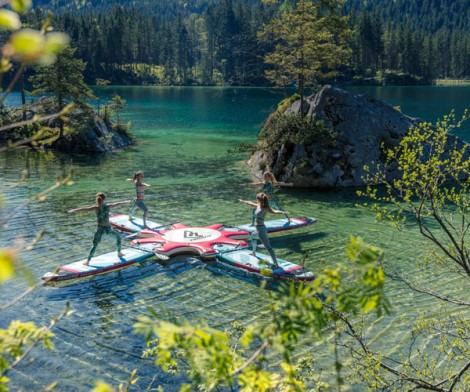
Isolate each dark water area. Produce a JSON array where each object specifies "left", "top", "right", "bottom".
[
  {"left": 1, "top": 86, "right": 469, "bottom": 391},
  {"left": 348, "top": 85, "right": 470, "bottom": 139}
]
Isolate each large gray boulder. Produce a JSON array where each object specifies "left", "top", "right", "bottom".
[{"left": 247, "top": 85, "right": 465, "bottom": 188}]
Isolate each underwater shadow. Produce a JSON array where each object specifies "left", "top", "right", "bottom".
[
  {"left": 201, "top": 260, "right": 286, "bottom": 290},
  {"left": 271, "top": 231, "right": 328, "bottom": 253},
  {"left": 272, "top": 231, "right": 328, "bottom": 241},
  {"left": 44, "top": 257, "right": 203, "bottom": 301}
]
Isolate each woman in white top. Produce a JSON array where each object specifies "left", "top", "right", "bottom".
[{"left": 127, "top": 171, "right": 150, "bottom": 228}]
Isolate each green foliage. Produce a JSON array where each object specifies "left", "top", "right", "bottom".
[
  {"left": 259, "top": 112, "right": 341, "bottom": 151},
  {"left": 359, "top": 110, "right": 470, "bottom": 277},
  {"left": 13, "top": 1, "right": 470, "bottom": 86},
  {"left": 0, "top": 321, "right": 55, "bottom": 391},
  {"left": 348, "top": 308, "right": 470, "bottom": 391},
  {"left": 29, "top": 46, "right": 95, "bottom": 110},
  {"left": 92, "top": 382, "right": 114, "bottom": 392},
  {"left": 110, "top": 64, "right": 170, "bottom": 86},
  {"left": 28, "top": 45, "right": 95, "bottom": 138},
  {"left": 357, "top": 111, "right": 470, "bottom": 390},
  {"left": 339, "top": 236, "right": 388, "bottom": 315},
  {"left": 347, "top": 0, "right": 470, "bottom": 34},
  {"left": 376, "top": 69, "right": 426, "bottom": 86},
  {"left": 277, "top": 94, "right": 301, "bottom": 114},
  {"left": 0, "top": 4, "right": 78, "bottom": 392},
  {"left": 0, "top": 9, "right": 21, "bottom": 31},
  {"left": 349, "top": 4, "right": 470, "bottom": 83},
  {"left": 258, "top": 0, "right": 351, "bottom": 98},
  {"left": 109, "top": 95, "right": 125, "bottom": 125},
  {"left": 95, "top": 78, "right": 110, "bottom": 86},
  {"left": 0, "top": 3, "right": 68, "bottom": 100},
  {"left": 0, "top": 320, "right": 55, "bottom": 356},
  {"left": 98, "top": 95, "right": 133, "bottom": 139},
  {"left": 110, "top": 95, "right": 125, "bottom": 112},
  {"left": 91, "top": 369, "right": 139, "bottom": 392},
  {"left": 410, "top": 311, "right": 470, "bottom": 383},
  {"left": 112, "top": 122, "right": 133, "bottom": 139},
  {"left": 0, "top": 249, "right": 15, "bottom": 283},
  {"left": 135, "top": 236, "right": 389, "bottom": 391},
  {"left": 14, "top": 0, "right": 470, "bottom": 86},
  {"left": 229, "top": 94, "right": 329, "bottom": 155},
  {"left": 10, "top": 0, "right": 32, "bottom": 15},
  {"left": 1, "top": 7, "right": 68, "bottom": 70},
  {"left": 7, "top": 29, "right": 69, "bottom": 66}
]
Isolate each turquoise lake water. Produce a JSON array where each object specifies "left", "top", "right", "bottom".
[{"left": 1, "top": 86, "right": 469, "bottom": 390}]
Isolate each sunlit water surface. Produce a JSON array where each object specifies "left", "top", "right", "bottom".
[{"left": 1, "top": 86, "right": 469, "bottom": 391}]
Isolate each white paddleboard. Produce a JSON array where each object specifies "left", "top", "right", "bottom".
[
  {"left": 42, "top": 245, "right": 156, "bottom": 282},
  {"left": 237, "top": 217, "right": 317, "bottom": 234},
  {"left": 110, "top": 214, "right": 165, "bottom": 233},
  {"left": 215, "top": 248, "right": 315, "bottom": 281}
]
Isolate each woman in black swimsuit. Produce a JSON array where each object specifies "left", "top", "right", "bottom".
[{"left": 68, "top": 192, "right": 131, "bottom": 265}]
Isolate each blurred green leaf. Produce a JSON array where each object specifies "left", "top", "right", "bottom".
[
  {"left": 44, "top": 32, "right": 70, "bottom": 54},
  {"left": 9, "top": 28, "right": 45, "bottom": 63},
  {"left": 91, "top": 381, "right": 114, "bottom": 392},
  {"left": 0, "top": 248, "right": 16, "bottom": 283},
  {"left": 0, "top": 9, "right": 21, "bottom": 31},
  {"left": 7, "top": 28, "right": 69, "bottom": 65},
  {"left": 10, "top": 0, "right": 33, "bottom": 15}
]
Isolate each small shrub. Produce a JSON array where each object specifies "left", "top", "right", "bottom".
[
  {"left": 113, "top": 122, "right": 135, "bottom": 139},
  {"left": 259, "top": 112, "right": 341, "bottom": 150},
  {"left": 277, "top": 93, "right": 301, "bottom": 113}
]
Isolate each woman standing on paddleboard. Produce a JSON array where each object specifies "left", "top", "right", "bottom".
[
  {"left": 127, "top": 171, "right": 151, "bottom": 228},
  {"left": 240, "top": 170, "right": 292, "bottom": 224},
  {"left": 238, "top": 192, "right": 289, "bottom": 269},
  {"left": 68, "top": 192, "right": 130, "bottom": 265}
]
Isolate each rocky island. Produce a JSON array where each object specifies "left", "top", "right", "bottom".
[
  {"left": 248, "top": 85, "right": 469, "bottom": 188},
  {"left": 0, "top": 96, "right": 135, "bottom": 153}
]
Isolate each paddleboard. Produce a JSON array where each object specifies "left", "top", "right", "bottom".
[
  {"left": 236, "top": 217, "right": 317, "bottom": 234},
  {"left": 215, "top": 248, "right": 315, "bottom": 282},
  {"left": 111, "top": 214, "right": 316, "bottom": 236},
  {"left": 109, "top": 214, "right": 167, "bottom": 233},
  {"left": 42, "top": 244, "right": 157, "bottom": 282}
]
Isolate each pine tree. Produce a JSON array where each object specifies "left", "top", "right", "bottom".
[
  {"left": 258, "top": 0, "right": 350, "bottom": 104},
  {"left": 29, "top": 46, "right": 95, "bottom": 139}
]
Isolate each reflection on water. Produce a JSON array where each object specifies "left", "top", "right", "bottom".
[{"left": 1, "top": 87, "right": 469, "bottom": 391}]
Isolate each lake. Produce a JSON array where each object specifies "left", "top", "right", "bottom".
[{"left": 1, "top": 86, "right": 469, "bottom": 391}]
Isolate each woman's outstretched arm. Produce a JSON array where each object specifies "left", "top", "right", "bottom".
[
  {"left": 68, "top": 205, "right": 97, "bottom": 214},
  {"left": 108, "top": 200, "right": 132, "bottom": 208},
  {"left": 238, "top": 199, "right": 257, "bottom": 208},
  {"left": 272, "top": 181, "right": 293, "bottom": 187}
]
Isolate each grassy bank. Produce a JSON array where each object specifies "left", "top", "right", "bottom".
[{"left": 435, "top": 79, "right": 470, "bottom": 86}]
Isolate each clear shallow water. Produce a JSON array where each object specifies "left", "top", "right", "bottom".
[{"left": 1, "top": 86, "right": 469, "bottom": 391}]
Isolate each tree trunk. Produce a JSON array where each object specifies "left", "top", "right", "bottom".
[
  {"left": 20, "top": 73, "right": 26, "bottom": 121},
  {"left": 58, "top": 94, "right": 64, "bottom": 139}
]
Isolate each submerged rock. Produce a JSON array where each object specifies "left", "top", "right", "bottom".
[{"left": 248, "top": 85, "right": 468, "bottom": 188}]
